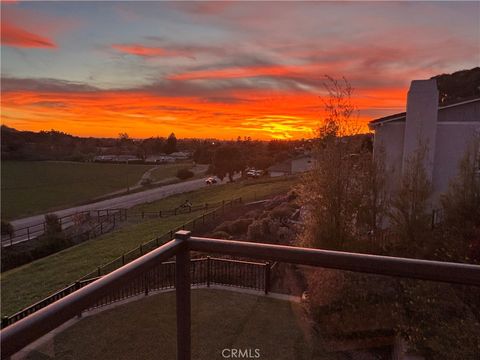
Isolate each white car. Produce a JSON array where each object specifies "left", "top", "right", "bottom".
[
  {"left": 246, "top": 170, "right": 261, "bottom": 178},
  {"left": 205, "top": 177, "right": 218, "bottom": 184}
]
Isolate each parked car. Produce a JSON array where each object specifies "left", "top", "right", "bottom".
[
  {"left": 246, "top": 169, "right": 262, "bottom": 178},
  {"left": 205, "top": 177, "right": 218, "bottom": 184}
]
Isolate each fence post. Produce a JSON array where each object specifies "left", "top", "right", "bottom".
[
  {"left": 175, "top": 230, "right": 191, "bottom": 360},
  {"left": 2, "top": 316, "right": 10, "bottom": 328},
  {"left": 159, "top": 210, "right": 162, "bottom": 218},
  {"left": 145, "top": 273, "right": 149, "bottom": 296},
  {"left": 264, "top": 262, "right": 271, "bottom": 295},
  {"left": 142, "top": 211, "right": 145, "bottom": 219},
  {"left": 100, "top": 221, "right": 103, "bottom": 234},
  {"left": 207, "top": 256, "right": 211, "bottom": 287}
]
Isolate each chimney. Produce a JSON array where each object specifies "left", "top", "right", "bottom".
[{"left": 402, "top": 79, "right": 438, "bottom": 181}]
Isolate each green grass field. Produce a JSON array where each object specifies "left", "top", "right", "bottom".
[
  {"left": 1, "top": 161, "right": 152, "bottom": 220},
  {"left": 0, "top": 161, "right": 201, "bottom": 220},
  {"left": 0, "top": 176, "right": 298, "bottom": 316},
  {"left": 26, "top": 289, "right": 313, "bottom": 360}
]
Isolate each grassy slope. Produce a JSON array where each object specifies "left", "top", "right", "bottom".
[
  {"left": 137, "top": 176, "right": 297, "bottom": 212},
  {"left": 148, "top": 161, "right": 194, "bottom": 182},
  {"left": 1, "top": 177, "right": 298, "bottom": 316},
  {"left": 28, "top": 289, "right": 313, "bottom": 360},
  {"left": 1, "top": 161, "right": 152, "bottom": 220}
]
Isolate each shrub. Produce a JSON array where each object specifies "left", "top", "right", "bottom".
[
  {"left": 1, "top": 220, "right": 14, "bottom": 237},
  {"left": 213, "top": 221, "right": 233, "bottom": 234},
  {"left": 228, "top": 218, "right": 253, "bottom": 235},
  {"left": 45, "top": 214, "right": 62, "bottom": 235},
  {"left": 209, "top": 231, "right": 231, "bottom": 240},
  {"left": 140, "top": 177, "right": 153, "bottom": 186},
  {"left": 270, "top": 203, "right": 296, "bottom": 221},
  {"left": 245, "top": 210, "right": 262, "bottom": 219},
  {"left": 177, "top": 168, "right": 194, "bottom": 180}
]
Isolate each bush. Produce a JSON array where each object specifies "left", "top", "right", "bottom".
[
  {"left": 140, "top": 177, "right": 153, "bottom": 186},
  {"left": 209, "top": 231, "right": 231, "bottom": 240},
  {"left": 228, "top": 218, "right": 253, "bottom": 235},
  {"left": 245, "top": 210, "right": 262, "bottom": 219},
  {"left": 213, "top": 221, "right": 233, "bottom": 234},
  {"left": 45, "top": 214, "right": 62, "bottom": 235},
  {"left": 270, "top": 203, "right": 296, "bottom": 221},
  {"left": 213, "top": 218, "right": 253, "bottom": 236},
  {"left": 177, "top": 168, "right": 194, "bottom": 180},
  {"left": 1, "top": 232, "right": 70, "bottom": 271},
  {"left": 1, "top": 220, "right": 14, "bottom": 237}
]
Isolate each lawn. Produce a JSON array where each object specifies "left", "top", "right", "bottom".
[
  {"left": 148, "top": 161, "right": 195, "bottom": 182},
  {"left": 0, "top": 214, "right": 192, "bottom": 317},
  {"left": 26, "top": 289, "right": 314, "bottom": 360},
  {"left": 136, "top": 175, "right": 298, "bottom": 213},
  {"left": 1, "top": 176, "right": 299, "bottom": 317},
  {"left": 1, "top": 161, "right": 153, "bottom": 220}
]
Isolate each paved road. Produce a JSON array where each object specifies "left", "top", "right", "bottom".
[{"left": 8, "top": 176, "right": 225, "bottom": 240}]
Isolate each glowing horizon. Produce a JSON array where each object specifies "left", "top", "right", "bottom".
[{"left": 1, "top": 1, "right": 478, "bottom": 140}]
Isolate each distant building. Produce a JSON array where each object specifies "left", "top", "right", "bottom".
[
  {"left": 93, "top": 155, "right": 141, "bottom": 163},
  {"left": 169, "top": 151, "right": 190, "bottom": 160},
  {"left": 369, "top": 79, "right": 480, "bottom": 205},
  {"left": 268, "top": 156, "right": 313, "bottom": 177},
  {"left": 145, "top": 155, "right": 176, "bottom": 164}
]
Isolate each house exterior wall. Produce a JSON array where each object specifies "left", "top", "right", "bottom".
[
  {"left": 432, "top": 122, "right": 479, "bottom": 202},
  {"left": 402, "top": 80, "right": 438, "bottom": 182},
  {"left": 291, "top": 156, "right": 313, "bottom": 173},
  {"left": 373, "top": 122, "right": 405, "bottom": 194},
  {"left": 374, "top": 81, "right": 480, "bottom": 207}
]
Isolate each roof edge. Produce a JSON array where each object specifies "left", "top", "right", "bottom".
[{"left": 369, "top": 97, "right": 480, "bottom": 129}]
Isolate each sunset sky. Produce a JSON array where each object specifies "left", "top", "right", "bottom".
[{"left": 1, "top": 1, "right": 479, "bottom": 140}]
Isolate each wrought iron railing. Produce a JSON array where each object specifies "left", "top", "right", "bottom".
[{"left": 1, "top": 231, "right": 479, "bottom": 359}]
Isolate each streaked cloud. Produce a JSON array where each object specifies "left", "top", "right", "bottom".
[{"left": 1, "top": 21, "right": 56, "bottom": 48}]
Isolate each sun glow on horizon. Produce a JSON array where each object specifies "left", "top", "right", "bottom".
[{"left": 1, "top": 1, "right": 477, "bottom": 139}]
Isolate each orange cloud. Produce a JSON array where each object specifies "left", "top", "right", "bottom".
[
  {"left": 1, "top": 21, "right": 56, "bottom": 48},
  {"left": 112, "top": 44, "right": 193, "bottom": 58},
  {"left": 1, "top": 82, "right": 407, "bottom": 140}
]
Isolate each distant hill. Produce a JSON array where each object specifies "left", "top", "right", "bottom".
[{"left": 432, "top": 67, "right": 480, "bottom": 105}]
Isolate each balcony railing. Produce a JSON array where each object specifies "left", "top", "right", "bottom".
[{"left": 1, "top": 230, "right": 479, "bottom": 359}]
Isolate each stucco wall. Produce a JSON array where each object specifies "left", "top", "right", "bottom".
[
  {"left": 373, "top": 121, "right": 405, "bottom": 194},
  {"left": 373, "top": 99, "right": 480, "bottom": 206},
  {"left": 432, "top": 123, "right": 479, "bottom": 202}
]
